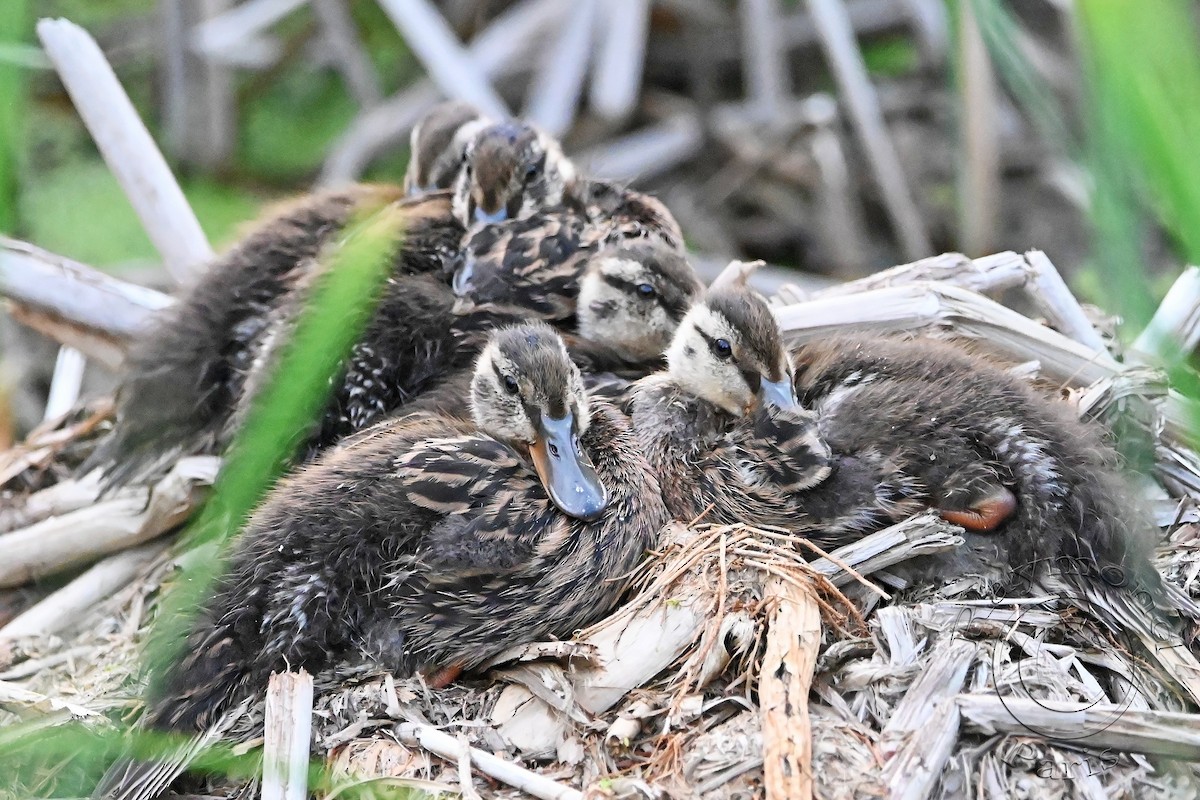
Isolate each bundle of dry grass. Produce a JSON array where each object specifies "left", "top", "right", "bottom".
[{"left": 3, "top": 244, "right": 1200, "bottom": 799}]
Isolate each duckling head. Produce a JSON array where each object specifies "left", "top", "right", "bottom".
[
  {"left": 665, "top": 286, "right": 800, "bottom": 416},
  {"left": 471, "top": 322, "right": 607, "bottom": 521},
  {"left": 576, "top": 240, "right": 704, "bottom": 361},
  {"left": 404, "top": 101, "right": 490, "bottom": 195},
  {"left": 452, "top": 121, "right": 576, "bottom": 227}
]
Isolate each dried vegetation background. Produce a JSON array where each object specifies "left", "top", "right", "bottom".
[{"left": 2, "top": 1, "right": 1200, "bottom": 799}]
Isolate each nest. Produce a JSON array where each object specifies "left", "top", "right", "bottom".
[{"left": 3, "top": 248, "right": 1200, "bottom": 799}]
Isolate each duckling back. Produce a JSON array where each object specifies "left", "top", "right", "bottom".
[{"left": 793, "top": 334, "right": 1187, "bottom": 624}]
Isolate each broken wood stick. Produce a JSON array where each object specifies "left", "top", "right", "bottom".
[
  {"left": 805, "top": 0, "right": 931, "bottom": 261},
  {"left": 0, "top": 456, "right": 218, "bottom": 588},
  {"left": 759, "top": 574, "right": 819, "bottom": 800},
  {"left": 879, "top": 637, "right": 975, "bottom": 759},
  {"left": 0, "top": 542, "right": 167, "bottom": 640},
  {"left": 374, "top": 0, "right": 508, "bottom": 118},
  {"left": 0, "top": 236, "right": 172, "bottom": 337},
  {"left": 396, "top": 721, "right": 583, "bottom": 800},
  {"left": 262, "top": 670, "right": 314, "bottom": 800},
  {"left": 956, "top": 694, "right": 1200, "bottom": 760},
  {"left": 881, "top": 697, "right": 962, "bottom": 800},
  {"left": 36, "top": 18, "right": 213, "bottom": 280}
]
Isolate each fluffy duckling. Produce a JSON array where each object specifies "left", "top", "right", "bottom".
[
  {"left": 450, "top": 189, "right": 684, "bottom": 323},
  {"left": 451, "top": 119, "right": 576, "bottom": 227},
  {"left": 95, "top": 324, "right": 666, "bottom": 800},
  {"left": 789, "top": 336, "right": 1188, "bottom": 598},
  {"left": 636, "top": 288, "right": 1191, "bottom": 629},
  {"left": 402, "top": 100, "right": 490, "bottom": 195},
  {"left": 84, "top": 186, "right": 460, "bottom": 487},
  {"left": 629, "top": 287, "right": 885, "bottom": 531}
]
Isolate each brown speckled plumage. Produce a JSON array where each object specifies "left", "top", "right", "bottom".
[{"left": 450, "top": 181, "right": 685, "bottom": 322}]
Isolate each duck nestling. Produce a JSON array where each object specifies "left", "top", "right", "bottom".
[
  {"left": 403, "top": 100, "right": 491, "bottom": 195},
  {"left": 94, "top": 323, "right": 667, "bottom": 800},
  {"left": 629, "top": 286, "right": 838, "bottom": 528},
  {"left": 452, "top": 120, "right": 576, "bottom": 227}
]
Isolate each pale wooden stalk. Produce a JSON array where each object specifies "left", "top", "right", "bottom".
[
  {"left": 374, "top": 0, "right": 508, "bottom": 118},
  {"left": 0, "top": 456, "right": 218, "bottom": 588},
  {"left": 708, "top": 259, "right": 763, "bottom": 293},
  {"left": 955, "top": 0, "right": 999, "bottom": 256},
  {"left": 396, "top": 722, "right": 583, "bottom": 800},
  {"left": 759, "top": 575, "right": 819, "bottom": 800},
  {"left": 879, "top": 638, "right": 975, "bottom": 758},
  {"left": 262, "top": 670, "right": 314, "bottom": 800},
  {"left": 1025, "top": 249, "right": 1108, "bottom": 352},
  {"left": 805, "top": 0, "right": 932, "bottom": 260},
  {"left": 775, "top": 281, "right": 1121, "bottom": 386},
  {"left": 36, "top": 19, "right": 213, "bottom": 280},
  {"left": 739, "top": 0, "right": 790, "bottom": 121},
  {"left": 1133, "top": 264, "right": 1200, "bottom": 361},
  {"left": 6, "top": 306, "right": 125, "bottom": 369},
  {"left": 956, "top": 695, "right": 1200, "bottom": 760},
  {"left": 0, "top": 543, "right": 166, "bottom": 639},
  {"left": 807, "top": 512, "right": 964, "bottom": 586},
  {"left": 803, "top": 250, "right": 1029, "bottom": 299},
  {"left": 574, "top": 114, "right": 705, "bottom": 183},
  {"left": 311, "top": 0, "right": 384, "bottom": 108},
  {"left": 809, "top": 96, "right": 870, "bottom": 274},
  {"left": 0, "top": 472, "right": 103, "bottom": 534},
  {"left": 42, "top": 346, "right": 86, "bottom": 421},
  {"left": 189, "top": 0, "right": 307, "bottom": 58},
  {"left": 589, "top": 0, "right": 650, "bottom": 122},
  {"left": 881, "top": 699, "right": 962, "bottom": 800},
  {"left": 0, "top": 236, "right": 173, "bottom": 338},
  {"left": 523, "top": 0, "right": 596, "bottom": 137}
]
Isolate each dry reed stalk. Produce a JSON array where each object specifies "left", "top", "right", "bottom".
[
  {"left": 36, "top": 19, "right": 212, "bottom": 280},
  {"left": 262, "top": 670, "right": 314, "bottom": 800},
  {"left": 396, "top": 721, "right": 583, "bottom": 800},
  {"left": 0, "top": 542, "right": 167, "bottom": 640},
  {"left": 0, "top": 456, "right": 217, "bottom": 588},
  {"left": 759, "top": 574, "right": 820, "bottom": 800}
]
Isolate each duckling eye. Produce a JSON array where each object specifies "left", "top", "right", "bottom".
[
  {"left": 636, "top": 283, "right": 656, "bottom": 299},
  {"left": 713, "top": 338, "right": 733, "bottom": 360},
  {"left": 503, "top": 375, "right": 520, "bottom": 395},
  {"left": 525, "top": 162, "right": 542, "bottom": 180}
]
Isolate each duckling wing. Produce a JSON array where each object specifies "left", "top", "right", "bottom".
[{"left": 396, "top": 434, "right": 554, "bottom": 530}]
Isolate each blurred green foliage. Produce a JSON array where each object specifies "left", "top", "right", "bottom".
[
  {"left": 1077, "top": 0, "right": 1200, "bottom": 338},
  {"left": 0, "top": 0, "right": 29, "bottom": 234}
]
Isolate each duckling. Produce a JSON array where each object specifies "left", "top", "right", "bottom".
[
  {"left": 94, "top": 323, "right": 667, "bottom": 800},
  {"left": 84, "top": 189, "right": 463, "bottom": 488},
  {"left": 403, "top": 100, "right": 490, "bottom": 195},
  {"left": 635, "top": 288, "right": 1191, "bottom": 629},
  {"left": 628, "top": 286, "right": 905, "bottom": 533},
  {"left": 450, "top": 186, "right": 684, "bottom": 322},
  {"left": 451, "top": 119, "right": 576, "bottom": 227}
]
